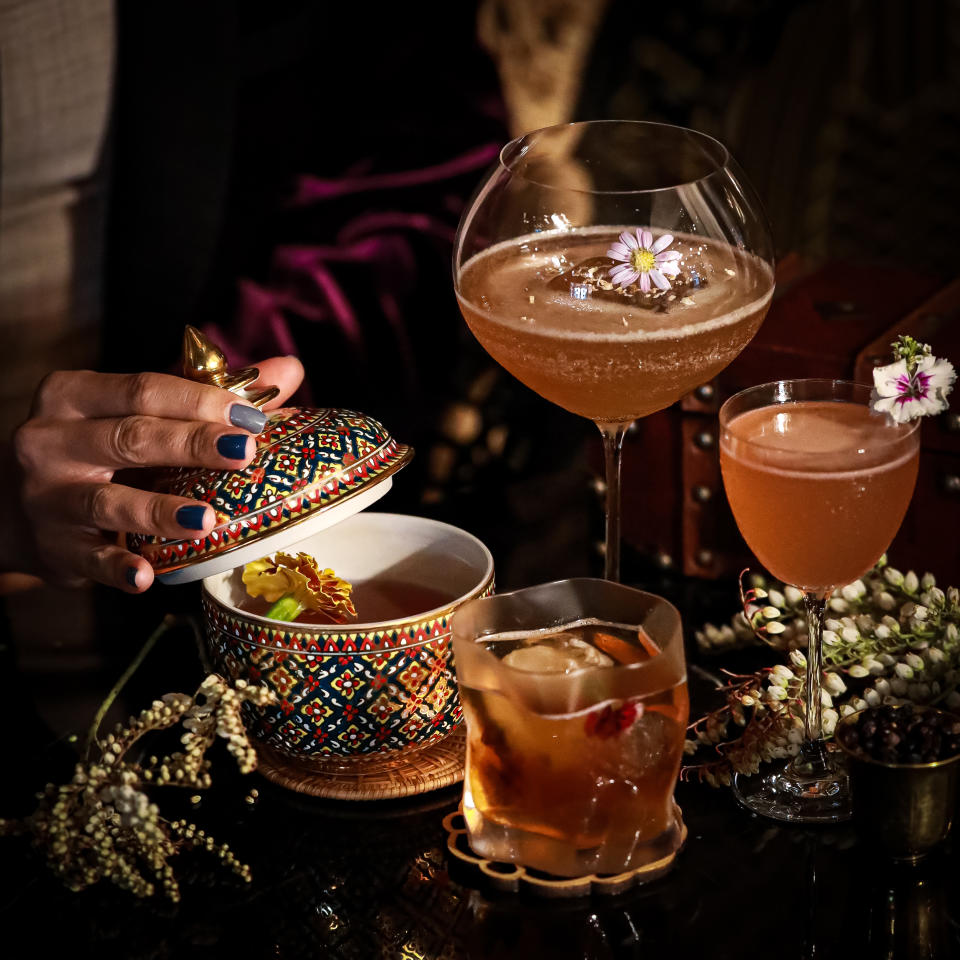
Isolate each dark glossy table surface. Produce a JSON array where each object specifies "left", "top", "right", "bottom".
[{"left": 2, "top": 574, "right": 959, "bottom": 960}]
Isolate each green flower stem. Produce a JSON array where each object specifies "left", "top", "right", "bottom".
[
  {"left": 265, "top": 595, "right": 303, "bottom": 622},
  {"left": 85, "top": 614, "right": 178, "bottom": 761}
]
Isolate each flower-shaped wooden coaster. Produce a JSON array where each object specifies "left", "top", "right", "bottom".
[{"left": 442, "top": 804, "right": 686, "bottom": 899}]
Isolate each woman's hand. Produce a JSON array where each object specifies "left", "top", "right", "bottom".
[{"left": 7, "top": 356, "right": 304, "bottom": 593}]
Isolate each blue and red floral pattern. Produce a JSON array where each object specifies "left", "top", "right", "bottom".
[
  {"left": 202, "top": 578, "right": 494, "bottom": 759},
  {"left": 129, "top": 407, "right": 411, "bottom": 575},
  {"left": 203, "top": 575, "right": 494, "bottom": 762},
  {"left": 200, "top": 592, "right": 493, "bottom": 654}
]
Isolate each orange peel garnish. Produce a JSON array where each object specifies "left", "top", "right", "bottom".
[{"left": 592, "top": 628, "right": 660, "bottom": 664}]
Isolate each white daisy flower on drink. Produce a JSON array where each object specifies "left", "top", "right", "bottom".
[{"left": 607, "top": 229, "right": 681, "bottom": 292}]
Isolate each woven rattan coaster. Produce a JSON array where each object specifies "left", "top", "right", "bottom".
[
  {"left": 256, "top": 728, "right": 465, "bottom": 801},
  {"left": 443, "top": 804, "right": 686, "bottom": 898}
]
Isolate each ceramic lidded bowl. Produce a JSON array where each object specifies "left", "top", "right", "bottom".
[
  {"left": 125, "top": 328, "right": 495, "bottom": 775},
  {"left": 201, "top": 512, "right": 494, "bottom": 766}
]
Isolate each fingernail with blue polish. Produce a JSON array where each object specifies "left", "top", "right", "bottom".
[
  {"left": 217, "top": 434, "right": 250, "bottom": 460},
  {"left": 177, "top": 504, "right": 210, "bottom": 530},
  {"left": 126, "top": 566, "right": 140, "bottom": 589},
  {"left": 229, "top": 404, "right": 267, "bottom": 434}
]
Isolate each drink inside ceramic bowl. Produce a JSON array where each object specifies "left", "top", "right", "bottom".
[
  {"left": 239, "top": 578, "right": 456, "bottom": 624},
  {"left": 201, "top": 513, "right": 494, "bottom": 769}
]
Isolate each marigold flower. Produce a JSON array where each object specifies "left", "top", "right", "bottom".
[{"left": 242, "top": 552, "right": 356, "bottom": 623}]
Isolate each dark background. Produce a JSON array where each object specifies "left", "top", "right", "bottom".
[
  {"left": 2, "top": 3, "right": 960, "bottom": 956},
  {"left": 2, "top": 0, "right": 957, "bottom": 729},
  {"left": 100, "top": 0, "right": 960, "bottom": 601},
  {"left": 103, "top": 0, "right": 960, "bottom": 585},
  {"left": 0, "top": 0, "right": 954, "bottom": 748}
]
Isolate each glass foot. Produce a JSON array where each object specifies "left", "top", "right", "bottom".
[{"left": 731, "top": 742, "right": 853, "bottom": 823}]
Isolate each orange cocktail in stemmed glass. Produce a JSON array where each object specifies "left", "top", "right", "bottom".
[
  {"left": 454, "top": 120, "right": 775, "bottom": 580},
  {"left": 720, "top": 379, "right": 921, "bottom": 822}
]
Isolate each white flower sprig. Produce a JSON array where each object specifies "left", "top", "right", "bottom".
[
  {"left": 685, "top": 556, "right": 960, "bottom": 787},
  {"left": 0, "top": 618, "right": 276, "bottom": 901},
  {"left": 872, "top": 335, "right": 955, "bottom": 424}
]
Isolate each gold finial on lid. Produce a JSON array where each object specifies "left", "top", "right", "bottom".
[{"left": 181, "top": 326, "right": 280, "bottom": 408}]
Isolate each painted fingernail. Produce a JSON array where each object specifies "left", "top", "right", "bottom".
[
  {"left": 177, "top": 504, "right": 210, "bottom": 530},
  {"left": 126, "top": 566, "right": 140, "bottom": 589},
  {"left": 217, "top": 434, "right": 250, "bottom": 460},
  {"left": 229, "top": 403, "right": 267, "bottom": 434}
]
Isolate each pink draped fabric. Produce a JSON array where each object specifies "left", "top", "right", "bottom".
[
  {"left": 205, "top": 143, "right": 501, "bottom": 402},
  {"left": 288, "top": 144, "right": 500, "bottom": 204}
]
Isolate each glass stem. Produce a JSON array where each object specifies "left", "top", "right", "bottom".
[
  {"left": 800, "top": 591, "right": 829, "bottom": 771},
  {"left": 598, "top": 422, "right": 630, "bottom": 582}
]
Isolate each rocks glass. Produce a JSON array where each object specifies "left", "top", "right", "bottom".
[{"left": 452, "top": 578, "right": 688, "bottom": 877}]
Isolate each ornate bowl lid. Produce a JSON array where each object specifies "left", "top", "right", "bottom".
[{"left": 126, "top": 329, "right": 413, "bottom": 584}]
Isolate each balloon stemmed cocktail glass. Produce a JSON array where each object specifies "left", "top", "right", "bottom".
[
  {"left": 719, "top": 380, "right": 921, "bottom": 822},
  {"left": 453, "top": 121, "right": 775, "bottom": 580}
]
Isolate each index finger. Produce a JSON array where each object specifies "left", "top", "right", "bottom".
[
  {"left": 32, "top": 370, "right": 267, "bottom": 432},
  {"left": 249, "top": 355, "right": 305, "bottom": 410}
]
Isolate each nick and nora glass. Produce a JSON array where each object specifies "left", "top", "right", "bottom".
[
  {"left": 720, "top": 380, "right": 921, "bottom": 821},
  {"left": 454, "top": 120, "right": 775, "bottom": 580}
]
